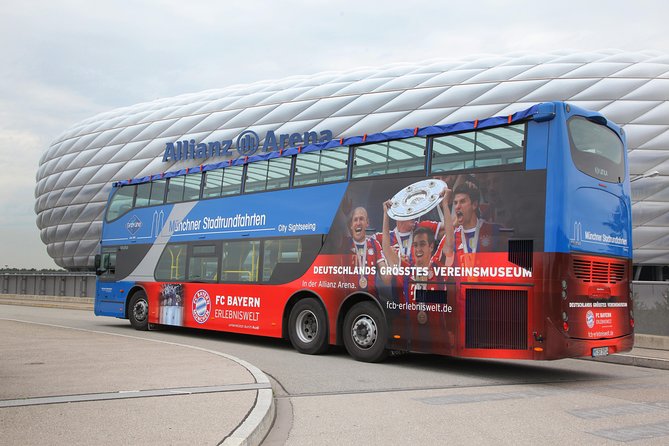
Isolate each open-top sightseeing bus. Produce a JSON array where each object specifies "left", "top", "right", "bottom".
[{"left": 95, "top": 101, "right": 634, "bottom": 362}]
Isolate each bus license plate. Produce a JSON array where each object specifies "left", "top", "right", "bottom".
[{"left": 592, "top": 347, "right": 609, "bottom": 357}]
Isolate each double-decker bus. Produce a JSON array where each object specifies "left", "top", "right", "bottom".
[{"left": 94, "top": 101, "right": 634, "bottom": 362}]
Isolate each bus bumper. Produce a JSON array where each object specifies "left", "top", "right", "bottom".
[
  {"left": 542, "top": 319, "right": 634, "bottom": 360},
  {"left": 94, "top": 281, "right": 134, "bottom": 318}
]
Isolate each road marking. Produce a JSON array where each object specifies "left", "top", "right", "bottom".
[
  {"left": 415, "top": 387, "right": 564, "bottom": 405},
  {"left": 589, "top": 421, "right": 669, "bottom": 442},
  {"left": 568, "top": 402, "right": 665, "bottom": 419},
  {"left": 0, "top": 383, "right": 270, "bottom": 408}
]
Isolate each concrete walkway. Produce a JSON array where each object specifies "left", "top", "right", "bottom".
[{"left": 0, "top": 314, "right": 274, "bottom": 446}]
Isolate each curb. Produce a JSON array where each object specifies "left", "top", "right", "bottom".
[
  {"left": 222, "top": 388, "right": 275, "bottom": 446},
  {"left": 590, "top": 353, "right": 669, "bottom": 370}
]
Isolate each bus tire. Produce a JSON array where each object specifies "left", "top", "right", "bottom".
[
  {"left": 288, "top": 298, "right": 329, "bottom": 355},
  {"left": 343, "top": 301, "right": 388, "bottom": 363},
  {"left": 128, "top": 290, "right": 149, "bottom": 331}
]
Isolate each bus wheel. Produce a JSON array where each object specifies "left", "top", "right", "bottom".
[
  {"left": 288, "top": 299, "right": 328, "bottom": 355},
  {"left": 128, "top": 291, "right": 149, "bottom": 331},
  {"left": 343, "top": 301, "right": 388, "bottom": 363}
]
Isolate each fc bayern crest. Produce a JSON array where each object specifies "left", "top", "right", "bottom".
[
  {"left": 192, "top": 289, "right": 211, "bottom": 324},
  {"left": 586, "top": 310, "right": 595, "bottom": 329}
]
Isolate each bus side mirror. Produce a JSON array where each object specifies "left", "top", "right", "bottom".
[{"left": 95, "top": 254, "right": 103, "bottom": 276}]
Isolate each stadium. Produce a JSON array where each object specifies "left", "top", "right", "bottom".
[{"left": 36, "top": 49, "right": 669, "bottom": 278}]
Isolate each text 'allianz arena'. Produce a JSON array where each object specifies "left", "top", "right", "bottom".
[{"left": 36, "top": 50, "right": 669, "bottom": 271}]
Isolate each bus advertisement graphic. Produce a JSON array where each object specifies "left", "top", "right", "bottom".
[{"left": 96, "top": 102, "right": 634, "bottom": 361}]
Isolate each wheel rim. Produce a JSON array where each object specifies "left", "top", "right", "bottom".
[
  {"left": 133, "top": 298, "right": 148, "bottom": 323},
  {"left": 295, "top": 309, "right": 319, "bottom": 344},
  {"left": 350, "top": 313, "right": 377, "bottom": 349}
]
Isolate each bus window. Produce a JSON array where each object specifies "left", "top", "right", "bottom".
[
  {"left": 266, "top": 156, "right": 292, "bottom": 191},
  {"left": 431, "top": 132, "right": 476, "bottom": 172},
  {"left": 149, "top": 179, "right": 167, "bottom": 205},
  {"left": 106, "top": 185, "right": 136, "bottom": 221},
  {"left": 203, "top": 170, "right": 224, "bottom": 198},
  {"left": 352, "top": 137, "right": 425, "bottom": 178},
  {"left": 135, "top": 182, "right": 152, "bottom": 208},
  {"left": 166, "top": 176, "right": 186, "bottom": 203},
  {"left": 568, "top": 116, "right": 625, "bottom": 183},
  {"left": 221, "top": 165, "right": 244, "bottom": 196},
  {"left": 188, "top": 244, "right": 219, "bottom": 282},
  {"left": 99, "top": 247, "right": 117, "bottom": 279},
  {"left": 262, "top": 236, "right": 323, "bottom": 283},
  {"left": 245, "top": 157, "right": 292, "bottom": 194},
  {"left": 155, "top": 244, "right": 187, "bottom": 281},
  {"left": 184, "top": 173, "right": 202, "bottom": 201},
  {"left": 262, "top": 239, "right": 301, "bottom": 281},
  {"left": 474, "top": 124, "right": 525, "bottom": 167},
  {"left": 221, "top": 240, "right": 260, "bottom": 282},
  {"left": 294, "top": 147, "right": 348, "bottom": 186},
  {"left": 245, "top": 161, "right": 269, "bottom": 193},
  {"left": 431, "top": 124, "right": 525, "bottom": 173}
]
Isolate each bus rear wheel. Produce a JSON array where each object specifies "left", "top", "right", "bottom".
[
  {"left": 288, "top": 298, "right": 329, "bottom": 355},
  {"left": 343, "top": 301, "right": 388, "bottom": 363},
  {"left": 128, "top": 290, "right": 149, "bottom": 331}
]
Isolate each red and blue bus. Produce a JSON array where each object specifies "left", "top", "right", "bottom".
[{"left": 95, "top": 101, "right": 634, "bottom": 362}]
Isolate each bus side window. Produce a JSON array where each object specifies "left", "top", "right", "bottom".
[
  {"left": 135, "top": 182, "right": 151, "bottom": 208},
  {"left": 98, "top": 249, "right": 117, "bottom": 279},
  {"left": 155, "top": 244, "right": 187, "bottom": 281},
  {"left": 188, "top": 245, "right": 219, "bottom": 282},
  {"left": 166, "top": 176, "right": 186, "bottom": 203},
  {"left": 149, "top": 179, "right": 167, "bottom": 205},
  {"left": 352, "top": 137, "right": 426, "bottom": 179},
  {"left": 222, "top": 240, "right": 259, "bottom": 282},
  {"left": 203, "top": 170, "right": 224, "bottom": 198},
  {"left": 263, "top": 239, "right": 301, "bottom": 282},
  {"left": 294, "top": 147, "right": 348, "bottom": 186}
]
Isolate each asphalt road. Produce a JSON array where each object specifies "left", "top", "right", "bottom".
[{"left": 2, "top": 305, "right": 669, "bottom": 445}]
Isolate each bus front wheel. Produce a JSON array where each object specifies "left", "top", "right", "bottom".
[
  {"left": 128, "top": 291, "right": 149, "bottom": 331},
  {"left": 288, "top": 298, "right": 329, "bottom": 355},
  {"left": 343, "top": 301, "right": 388, "bottom": 363}
]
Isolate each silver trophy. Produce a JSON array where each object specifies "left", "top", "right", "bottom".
[{"left": 387, "top": 179, "right": 447, "bottom": 221}]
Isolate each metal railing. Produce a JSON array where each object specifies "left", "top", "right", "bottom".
[{"left": 0, "top": 272, "right": 96, "bottom": 298}]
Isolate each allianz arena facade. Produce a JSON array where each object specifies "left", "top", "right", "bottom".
[{"left": 36, "top": 50, "right": 669, "bottom": 272}]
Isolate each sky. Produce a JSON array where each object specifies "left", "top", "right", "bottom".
[{"left": 1, "top": 0, "right": 668, "bottom": 269}]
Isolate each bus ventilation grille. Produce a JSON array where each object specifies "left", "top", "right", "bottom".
[
  {"left": 573, "top": 258, "right": 626, "bottom": 284},
  {"left": 508, "top": 240, "right": 533, "bottom": 271},
  {"left": 465, "top": 289, "right": 528, "bottom": 350}
]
